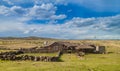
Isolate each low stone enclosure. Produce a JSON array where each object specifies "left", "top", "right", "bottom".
[
  {"left": 0, "top": 41, "right": 106, "bottom": 62},
  {"left": 0, "top": 50, "right": 62, "bottom": 62}
]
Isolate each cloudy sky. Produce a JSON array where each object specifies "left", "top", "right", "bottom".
[{"left": 0, "top": 0, "right": 120, "bottom": 39}]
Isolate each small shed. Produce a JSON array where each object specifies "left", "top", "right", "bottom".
[{"left": 94, "top": 46, "right": 106, "bottom": 54}]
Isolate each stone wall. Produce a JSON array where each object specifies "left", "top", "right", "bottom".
[{"left": 0, "top": 50, "right": 62, "bottom": 62}]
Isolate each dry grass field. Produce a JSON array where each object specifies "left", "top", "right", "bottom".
[{"left": 0, "top": 39, "right": 120, "bottom": 71}]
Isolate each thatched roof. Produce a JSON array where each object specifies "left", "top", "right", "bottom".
[
  {"left": 50, "top": 41, "right": 95, "bottom": 49},
  {"left": 75, "top": 45, "right": 94, "bottom": 49},
  {"left": 51, "top": 42, "right": 80, "bottom": 47}
]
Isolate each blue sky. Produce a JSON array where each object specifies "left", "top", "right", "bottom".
[{"left": 0, "top": 0, "right": 120, "bottom": 39}]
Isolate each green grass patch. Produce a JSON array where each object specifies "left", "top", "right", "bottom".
[
  {"left": 0, "top": 53, "right": 119, "bottom": 71},
  {"left": 17, "top": 53, "right": 58, "bottom": 57}
]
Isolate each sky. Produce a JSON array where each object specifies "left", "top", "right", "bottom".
[{"left": 0, "top": 0, "right": 120, "bottom": 39}]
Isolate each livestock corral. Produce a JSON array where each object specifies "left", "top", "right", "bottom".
[
  {"left": 0, "top": 41, "right": 106, "bottom": 61},
  {"left": 0, "top": 39, "right": 120, "bottom": 71}
]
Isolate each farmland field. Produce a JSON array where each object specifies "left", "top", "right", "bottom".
[{"left": 0, "top": 39, "right": 120, "bottom": 71}]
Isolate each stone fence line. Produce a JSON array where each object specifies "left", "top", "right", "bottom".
[{"left": 0, "top": 50, "right": 62, "bottom": 62}]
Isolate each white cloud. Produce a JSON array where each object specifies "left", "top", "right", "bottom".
[
  {"left": 40, "top": 3, "right": 54, "bottom": 10},
  {"left": 64, "top": 15, "right": 120, "bottom": 34},
  {"left": 65, "top": 17, "right": 96, "bottom": 27},
  {"left": 50, "top": 14, "right": 66, "bottom": 20},
  {"left": 27, "top": 3, "right": 56, "bottom": 20},
  {"left": 0, "top": 6, "right": 9, "bottom": 15},
  {"left": 0, "top": 3, "right": 66, "bottom": 21},
  {"left": 10, "top": 6, "right": 27, "bottom": 16},
  {"left": 27, "top": 3, "right": 66, "bottom": 20},
  {"left": 0, "top": 5, "right": 27, "bottom": 16}
]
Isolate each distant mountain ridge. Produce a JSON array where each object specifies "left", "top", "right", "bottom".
[
  {"left": 0, "top": 36, "right": 56, "bottom": 40},
  {"left": 0, "top": 36, "right": 119, "bottom": 40}
]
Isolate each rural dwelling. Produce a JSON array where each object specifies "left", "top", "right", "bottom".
[
  {"left": 20, "top": 42, "right": 106, "bottom": 54},
  {"left": 42, "top": 42, "right": 106, "bottom": 54}
]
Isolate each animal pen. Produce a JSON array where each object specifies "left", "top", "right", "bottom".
[{"left": 0, "top": 41, "right": 106, "bottom": 62}]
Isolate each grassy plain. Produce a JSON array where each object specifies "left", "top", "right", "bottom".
[{"left": 0, "top": 39, "right": 120, "bottom": 71}]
